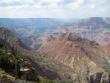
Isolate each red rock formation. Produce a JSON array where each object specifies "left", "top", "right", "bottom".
[{"left": 38, "top": 32, "right": 110, "bottom": 82}]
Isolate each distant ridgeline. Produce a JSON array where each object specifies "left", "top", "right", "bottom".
[{"left": 0, "top": 17, "right": 110, "bottom": 50}]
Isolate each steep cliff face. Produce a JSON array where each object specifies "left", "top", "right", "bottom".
[
  {"left": 38, "top": 32, "right": 110, "bottom": 82},
  {"left": 0, "top": 27, "right": 62, "bottom": 81},
  {"left": 0, "top": 27, "right": 29, "bottom": 50}
]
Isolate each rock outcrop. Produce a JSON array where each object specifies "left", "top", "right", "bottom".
[{"left": 38, "top": 32, "right": 110, "bottom": 83}]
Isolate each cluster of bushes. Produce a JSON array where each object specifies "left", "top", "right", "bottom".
[{"left": 0, "top": 44, "right": 15, "bottom": 73}]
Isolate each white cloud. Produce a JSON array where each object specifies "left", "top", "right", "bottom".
[{"left": 0, "top": 0, "right": 110, "bottom": 18}]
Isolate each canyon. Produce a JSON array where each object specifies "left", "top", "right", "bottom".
[{"left": 0, "top": 17, "right": 110, "bottom": 83}]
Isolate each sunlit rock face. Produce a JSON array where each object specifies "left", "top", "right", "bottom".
[{"left": 38, "top": 32, "right": 110, "bottom": 82}]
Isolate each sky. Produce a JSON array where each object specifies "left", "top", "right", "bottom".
[{"left": 0, "top": 0, "right": 110, "bottom": 19}]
